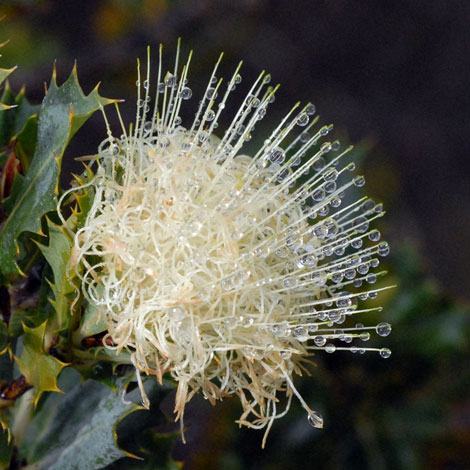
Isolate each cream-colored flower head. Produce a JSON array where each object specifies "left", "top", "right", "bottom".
[{"left": 64, "top": 44, "right": 392, "bottom": 446}]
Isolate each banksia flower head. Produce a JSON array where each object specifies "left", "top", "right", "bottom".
[{"left": 62, "top": 43, "right": 393, "bottom": 446}]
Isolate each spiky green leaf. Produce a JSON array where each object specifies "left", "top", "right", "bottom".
[
  {"left": 0, "top": 66, "right": 115, "bottom": 277},
  {"left": 103, "top": 381, "right": 181, "bottom": 470},
  {"left": 16, "top": 322, "right": 68, "bottom": 406},
  {"left": 36, "top": 218, "right": 75, "bottom": 331},
  {"left": 20, "top": 368, "right": 141, "bottom": 470}
]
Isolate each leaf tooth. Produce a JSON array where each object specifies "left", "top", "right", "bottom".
[{"left": 51, "top": 60, "right": 57, "bottom": 85}]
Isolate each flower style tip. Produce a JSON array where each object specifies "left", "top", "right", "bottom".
[{"left": 64, "top": 44, "right": 392, "bottom": 444}]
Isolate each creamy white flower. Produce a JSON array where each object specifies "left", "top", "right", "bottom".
[{"left": 63, "top": 44, "right": 392, "bottom": 446}]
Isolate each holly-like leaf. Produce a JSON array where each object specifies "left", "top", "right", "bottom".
[
  {"left": 36, "top": 218, "right": 75, "bottom": 331},
  {"left": 0, "top": 65, "right": 116, "bottom": 277},
  {"left": 16, "top": 321, "right": 68, "bottom": 406},
  {"left": 60, "top": 162, "right": 96, "bottom": 235},
  {"left": 103, "top": 382, "right": 181, "bottom": 470},
  {"left": 20, "top": 368, "right": 141, "bottom": 470}
]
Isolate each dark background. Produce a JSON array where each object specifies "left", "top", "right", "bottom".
[{"left": 1, "top": 1, "right": 469, "bottom": 469}]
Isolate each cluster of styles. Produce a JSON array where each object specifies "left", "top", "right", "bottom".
[{"left": 60, "top": 44, "right": 392, "bottom": 446}]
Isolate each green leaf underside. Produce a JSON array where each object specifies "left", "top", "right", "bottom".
[
  {"left": 0, "top": 67, "right": 115, "bottom": 276},
  {"left": 36, "top": 218, "right": 75, "bottom": 331},
  {"left": 16, "top": 322, "right": 68, "bottom": 405},
  {"left": 21, "top": 368, "right": 141, "bottom": 470}
]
